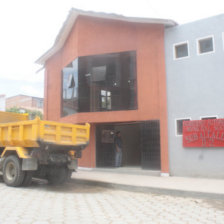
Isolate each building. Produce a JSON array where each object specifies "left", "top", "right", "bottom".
[
  {"left": 37, "top": 8, "right": 224, "bottom": 178},
  {"left": 6, "top": 95, "right": 44, "bottom": 113},
  {"left": 36, "top": 8, "right": 177, "bottom": 175},
  {"left": 165, "top": 14, "right": 224, "bottom": 178},
  {"left": 0, "top": 95, "right": 6, "bottom": 111}
]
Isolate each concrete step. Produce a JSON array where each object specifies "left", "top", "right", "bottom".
[
  {"left": 79, "top": 167, "right": 161, "bottom": 176},
  {"left": 73, "top": 170, "right": 224, "bottom": 200}
]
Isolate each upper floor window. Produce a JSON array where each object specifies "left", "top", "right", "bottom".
[
  {"left": 62, "top": 51, "right": 137, "bottom": 117},
  {"left": 101, "top": 90, "right": 111, "bottom": 110},
  {"left": 174, "top": 42, "right": 189, "bottom": 59},
  {"left": 197, "top": 36, "right": 214, "bottom": 55}
]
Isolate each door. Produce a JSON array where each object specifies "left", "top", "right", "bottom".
[
  {"left": 96, "top": 125, "right": 115, "bottom": 167},
  {"left": 140, "top": 121, "right": 161, "bottom": 170}
]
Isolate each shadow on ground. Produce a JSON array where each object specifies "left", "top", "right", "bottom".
[
  {"left": 25, "top": 178, "right": 107, "bottom": 194},
  {"left": 0, "top": 175, "right": 106, "bottom": 193}
]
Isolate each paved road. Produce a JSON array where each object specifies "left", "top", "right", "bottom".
[{"left": 0, "top": 178, "right": 224, "bottom": 224}]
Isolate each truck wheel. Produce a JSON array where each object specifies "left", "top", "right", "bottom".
[
  {"left": 3, "top": 155, "right": 25, "bottom": 187},
  {"left": 22, "top": 171, "right": 33, "bottom": 186},
  {"left": 47, "top": 166, "right": 69, "bottom": 185}
]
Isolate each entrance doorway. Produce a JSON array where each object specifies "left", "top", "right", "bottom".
[{"left": 96, "top": 121, "right": 161, "bottom": 170}]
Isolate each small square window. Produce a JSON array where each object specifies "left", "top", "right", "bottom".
[
  {"left": 174, "top": 43, "right": 189, "bottom": 59},
  {"left": 176, "top": 118, "right": 190, "bottom": 136},
  {"left": 198, "top": 37, "right": 214, "bottom": 54}
]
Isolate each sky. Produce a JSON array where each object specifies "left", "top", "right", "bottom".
[{"left": 0, "top": 0, "right": 223, "bottom": 98}]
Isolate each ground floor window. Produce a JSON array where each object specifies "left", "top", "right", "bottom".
[
  {"left": 176, "top": 118, "right": 191, "bottom": 136},
  {"left": 200, "top": 116, "right": 218, "bottom": 120}
]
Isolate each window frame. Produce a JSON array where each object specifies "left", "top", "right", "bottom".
[
  {"left": 100, "top": 89, "right": 112, "bottom": 111},
  {"left": 175, "top": 117, "right": 191, "bottom": 137},
  {"left": 197, "top": 35, "right": 215, "bottom": 55},
  {"left": 173, "top": 41, "right": 190, "bottom": 60}
]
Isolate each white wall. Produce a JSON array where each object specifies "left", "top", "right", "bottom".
[{"left": 0, "top": 95, "right": 6, "bottom": 111}]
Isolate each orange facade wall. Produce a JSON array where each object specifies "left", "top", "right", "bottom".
[
  {"left": 44, "top": 16, "right": 169, "bottom": 172},
  {"left": 78, "top": 124, "right": 96, "bottom": 167}
]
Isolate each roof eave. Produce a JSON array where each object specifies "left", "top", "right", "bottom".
[{"left": 36, "top": 8, "right": 177, "bottom": 65}]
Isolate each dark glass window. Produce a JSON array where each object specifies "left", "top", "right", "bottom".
[
  {"left": 62, "top": 59, "right": 79, "bottom": 116},
  {"left": 174, "top": 43, "right": 188, "bottom": 59},
  {"left": 62, "top": 51, "right": 137, "bottom": 116},
  {"left": 176, "top": 118, "right": 190, "bottom": 136},
  {"left": 198, "top": 37, "right": 214, "bottom": 54}
]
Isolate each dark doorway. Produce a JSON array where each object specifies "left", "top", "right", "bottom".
[
  {"left": 96, "top": 121, "right": 161, "bottom": 170},
  {"left": 96, "top": 124, "right": 115, "bottom": 167},
  {"left": 140, "top": 121, "right": 161, "bottom": 170}
]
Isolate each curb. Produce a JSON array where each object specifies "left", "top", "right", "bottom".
[{"left": 73, "top": 178, "right": 224, "bottom": 200}]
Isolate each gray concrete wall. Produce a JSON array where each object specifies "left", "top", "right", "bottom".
[{"left": 165, "top": 14, "right": 224, "bottom": 178}]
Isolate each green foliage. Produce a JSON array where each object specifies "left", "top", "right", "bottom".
[
  {"left": 6, "top": 107, "right": 43, "bottom": 120},
  {"left": 6, "top": 107, "right": 21, "bottom": 113}
]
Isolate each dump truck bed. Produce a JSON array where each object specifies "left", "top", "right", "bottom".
[
  {"left": 0, "top": 117, "right": 90, "bottom": 148},
  {"left": 0, "top": 111, "right": 28, "bottom": 123}
]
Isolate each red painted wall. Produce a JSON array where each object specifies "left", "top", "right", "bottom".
[
  {"left": 78, "top": 124, "right": 96, "bottom": 167},
  {"left": 44, "top": 16, "right": 169, "bottom": 172}
]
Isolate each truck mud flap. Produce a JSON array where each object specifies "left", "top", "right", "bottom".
[{"left": 22, "top": 158, "right": 38, "bottom": 171}]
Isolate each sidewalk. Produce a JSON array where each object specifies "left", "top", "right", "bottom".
[{"left": 72, "top": 168, "right": 224, "bottom": 199}]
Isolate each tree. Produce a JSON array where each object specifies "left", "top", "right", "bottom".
[{"left": 6, "top": 107, "right": 43, "bottom": 120}]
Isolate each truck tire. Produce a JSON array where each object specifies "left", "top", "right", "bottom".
[
  {"left": 22, "top": 171, "right": 33, "bottom": 186},
  {"left": 3, "top": 155, "right": 25, "bottom": 187},
  {"left": 47, "top": 166, "right": 69, "bottom": 185}
]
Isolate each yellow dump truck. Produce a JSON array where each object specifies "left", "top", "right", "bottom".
[{"left": 0, "top": 111, "right": 90, "bottom": 187}]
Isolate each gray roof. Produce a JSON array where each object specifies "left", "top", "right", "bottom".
[{"left": 36, "top": 8, "right": 177, "bottom": 65}]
